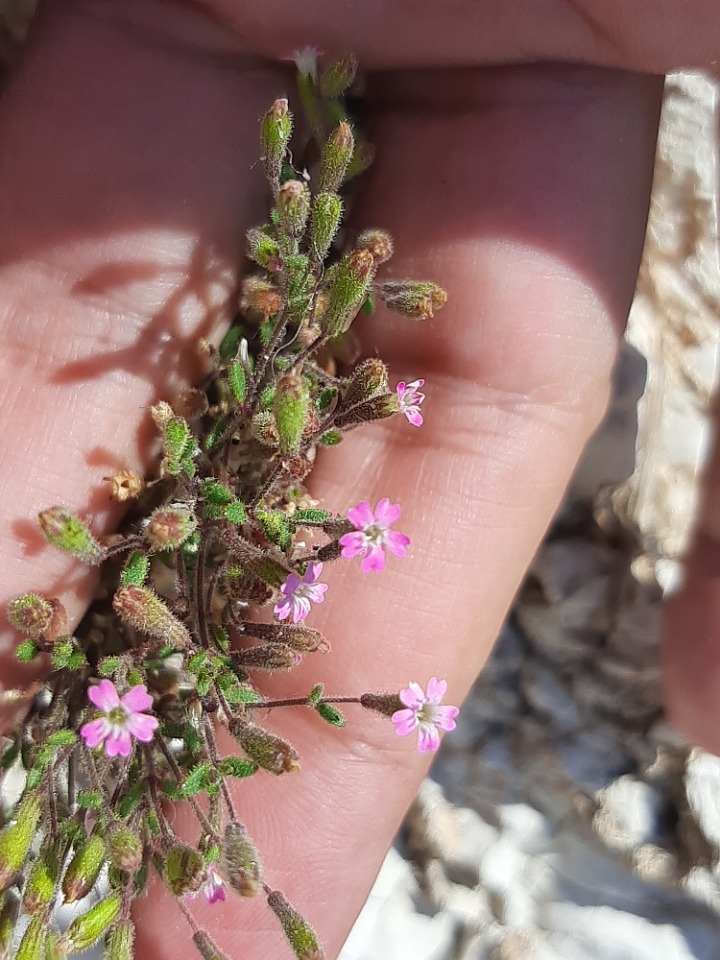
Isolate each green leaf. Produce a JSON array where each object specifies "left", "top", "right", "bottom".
[
  {"left": 67, "top": 650, "right": 88, "bottom": 671},
  {"left": 46, "top": 730, "right": 77, "bottom": 748},
  {"left": 219, "top": 324, "right": 244, "bottom": 360},
  {"left": 217, "top": 757, "right": 257, "bottom": 779},
  {"left": 120, "top": 550, "right": 150, "bottom": 587},
  {"left": 51, "top": 640, "right": 74, "bottom": 669},
  {"left": 205, "top": 416, "right": 227, "bottom": 452},
  {"left": 224, "top": 501, "right": 247, "bottom": 525},
  {"left": 127, "top": 668, "right": 143, "bottom": 688},
  {"left": 361, "top": 294, "right": 375, "bottom": 315},
  {"left": 318, "top": 429, "right": 342, "bottom": 446},
  {"left": 15, "top": 640, "right": 38, "bottom": 663},
  {"left": 162, "top": 782, "right": 182, "bottom": 800},
  {"left": 308, "top": 684, "right": 324, "bottom": 705},
  {"left": 202, "top": 480, "right": 234, "bottom": 506},
  {"left": 213, "top": 626, "right": 230, "bottom": 652},
  {"left": 255, "top": 509, "right": 292, "bottom": 550},
  {"left": 316, "top": 702, "right": 346, "bottom": 727},
  {"left": 118, "top": 782, "right": 144, "bottom": 819},
  {"left": 183, "top": 725, "right": 203, "bottom": 755},
  {"left": 98, "top": 656, "right": 122, "bottom": 678},
  {"left": 233, "top": 685, "right": 263, "bottom": 705},
  {"left": 292, "top": 508, "right": 331, "bottom": 525},
  {"left": 181, "top": 763, "right": 215, "bottom": 798},
  {"left": 77, "top": 790, "right": 104, "bottom": 810},
  {"left": 188, "top": 652, "right": 210, "bottom": 676},
  {"left": 316, "top": 387, "right": 338, "bottom": 412},
  {"left": 228, "top": 361, "right": 247, "bottom": 405}
]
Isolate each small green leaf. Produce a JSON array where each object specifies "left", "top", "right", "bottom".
[
  {"left": 67, "top": 650, "right": 88, "bottom": 670},
  {"left": 308, "top": 684, "right": 324, "bottom": 705},
  {"left": 188, "top": 652, "right": 210, "bottom": 676},
  {"left": 183, "top": 725, "right": 203, "bottom": 755},
  {"left": 213, "top": 626, "right": 230, "bottom": 652},
  {"left": 77, "top": 790, "right": 103, "bottom": 810},
  {"left": 228, "top": 361, "right": 247, "bottom": 405},
  {"left": 217, "top": 758, "right": 258, "bottom": 779},
  {"left": 318, "top": 429, "right": 342, "bottom": 446},
  {"left": 233, "top": 685, "right": 263, "bottom": 704},
  {"left": 15, "top": 640, "right": 38, "bottom": 663},
  {"left": 46, "top": 730, "right": 77, "bottom": 748},
  {"left": 97, "top": 656, "right": 122, "bottom": 678},
  {"left": 162, "top": 782, "right": 182, "bottom": 800},
  {"left": 219, "top": 324, "right": 246, "bottom": 360},
  {"left": 118, "top": 782, "right": 144, "bottom": 819},
  {"left": 292, "top": 508, "right": 331, "bottom": 525},
  {"left": 205, "top": 416, "right": 227, "bottom": 452},
  {"left": 51, "top": 640, "right": 74, "bottom": 669},
  {"left": 316, "top": 387, "right": 338, "bottom": 411},
  {"left": 361, "top": 294, "right": 375, "bottom": 315},
  {"left": 201, "top": 480, "right": 234, "bottom": 506},
  {"left": 255, "top": 509, "right": 292, "bottom": 550},
  {"left": 316, "top": 702, "right": 346, "bottom": 727},
  {"left": 181, "top": 763, "right": 215, "bottom": 798},
  {"left": 127, "top": 668, "right": 143, "bottom": 688},
  {"left": 120, "top": 551, "right": 150, "bottom": 587},
  {"left": 224, "top": 501, "right": 247, "bottom": 525}
]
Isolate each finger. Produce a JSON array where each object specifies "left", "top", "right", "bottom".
[
  {"left": 201, "top": 0, "right": 720, "bottom": 74},
  {"left": 0, "top": 0, "right": 283, "bottom": 691},
  {"left": 663, "top": 411, "right": 720, "bottom": 752},
  {"left": 134, "top": 65, "right": 661, "bottom": 959}
]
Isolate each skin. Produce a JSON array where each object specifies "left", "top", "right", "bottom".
[{"left": 0, "top": 0, "right": 718, "bottom": 956}]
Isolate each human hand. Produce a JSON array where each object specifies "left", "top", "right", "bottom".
[{"left": 0, "top": 2, "right": 716, "bottom": 957}]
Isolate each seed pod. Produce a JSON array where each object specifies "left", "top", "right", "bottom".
[
  {"left": 62, "top": 833, "right": 105, "bottom": 903},
  {"left": 240, "top": 276, "right": 284, "bottom": 320},
  {"left": 267, "top": 890, "right": 324, "bottom": 960},
  {"left": 113, "top": 585, "right": 190, "bottom": 649},
  {"left": 193, "top": 931, "right": 231, "bottom": 960},
  {"left": 22, "top": 853, "right": 56, "bottom": 916},
  {"left": 162, "top": 844, "right": 205, "bottom": 897},
  {"left": 376, "top": 280, "right": 447, "bottom": 320},
  {"left": 104, "top": 919, "right": 135, "bottom": 960},
  {"left": 232, "top": 645, "right": 298, "bottom": 672},
  {"left": 229, "top": 720, "right": 300, "bottom": 775},
  {"left": 356, "top": 229, "right": 393, "bottom": 264},
  {"left": 318, "top": 122, "right": 354, "bottom": 193},
  {"left": 320, "top": 251, "right": 375, "bottom": 338},
  {"left": 223, "top": 822, "right": 263, "bottom": 898},
  {"left": 359, "top": 692, "right": 404, "bottom": 717},
  {"left": 0, "top": 794, "right": 42, "bottom": 890},
  {"left": 261, "top": 99, "right": 293, "bottom": 188},
  {"left": 273, "top": 375, "right": 310, "bottom": 454},
  {"left": 15, "top": 916, "right": 45, "bottom": 960},
  {"left": 144, "top": 506, "right": 197, "bottom": 552},
  {"left": 104, "top": 469, "right": 144, "bottom": 503},
  {"left": 62, "top": 893, "right": 122, "bottom": 953},
  {"left": 38, "top": 508, "right": 103, "bottom": 565},
  {"left": 44, "top": 929, "right": 64, "bottom": 960},
  {"left": 107, "top": 826, "right": 143, "bottom": 873},
  {"left": 246, "top": 227, "right": 280, "bottom": 271},
  {"left": 8, "top": 595, "right": 53, "bottom": 639},
  {"left": 276, "top": 180, "right": 310, "bottom": 238},
  {"left": 238, "top": 622, "right": 329, "bottom": 654},
  {"left": 319, "top": 54, "right": 358, "bottom": 99},
  {"left": 341, "top": 358, "right": 389, "bottom": 410},
  {"left": 333, "top": 394, "right": 399, "bottom": 430},
  {"left": 309, "top": 193, "right": 342, "bottom": 261}
]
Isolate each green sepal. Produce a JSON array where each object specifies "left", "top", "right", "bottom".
[
  {"left": 181, "top": 763, "right": 216, "bottom": 798},
  {"left": 316, "top": 388, "right": 337, "bottom": 412},
  {"left": 224, "top": 501, "right": 247, "bottom": 525},
  {"left": 15, "top": 640, "right": 38, "bottom": 663},
  {"left": 98, "top": 656, "right": 122, "bottom": 678},
  {"left": 308, "top": 684, "right": 324, "bottom": 705},
  {"left": 63, "top": 893, "right": 122, "bottom": 952}
]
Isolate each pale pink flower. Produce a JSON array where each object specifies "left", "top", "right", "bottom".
[
  {"left": 274, "top": 562, "right": 328, "bottom": 623},
  {"left": 392, "top": 678, "right": 459, "bottom": 753},
  {"left": 340, "top": 499, "right": 410, "bottom": 573},
  {"left": 80, "top": 680, "right": 158, "bottom": 758},
  {"left": 396, "top": 379, "right": 425, "bottom": 426},
  {"left": 288, "top": 46, "right": 322, "bottom": 81},
  {"left": 189, "top": 863, "right": 226, "bottom": 906}
]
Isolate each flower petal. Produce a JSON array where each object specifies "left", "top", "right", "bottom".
[
  {"left": 274, "top": 596, "right": 293, "bottom": 621},
  {"left": 88, "top": 679, "right": 119, "bottom": 712},
  {"left": 281, "top": 573, "right": 301, "bottom": 595},
  {"left": 399, "top": 682, "right": 426, "bottom": 709},
  {"left": 391, "top": 708, "right": 418, "bottom": 737},
  {"left": 105, "top": 729, "right": 132, "bottom": 758},
  {"left": 374, "top": 498, "right": 401, "bottom": 527},
  {"left": 305, "top": 584, "right": 328, "bottom": 604},
  {"left": 434, "top": 705, "right": 460, "bottom": 731},
  {"left": 347, "top": 500, "right": 375, "bottom": 529},
  {"left": 339, "top": 531, "right": 365, "bottom": 558},
  {"left": 121, "top": 684, "right": 153, "bottom": 714},
  {"left": 386, "top": 531, "right": 410, "bottom": 557},
  {"left": 303, "top": 562, "right": 323, "bottom": 584},
  {"left": 292, "top": 596, "right": 311, "bottom": 623},
  {"left": 425, "top": 677, "right": 448, "bottom": 702},
  {"left": 361, "top": 544, "right": 386, "bottom": 573},
  {"left": 405, "top": 409, "right": 423, "bottom": 427},
  {"left": 417, "top": 724, "right": 441, "bottom": 754},
  {"left": 407, "top": 378, "right": 425, "bottom": 391},
  {"left": 127, "top": 713, "right": 159, "bottom": 742},
  {"left": 80, "top": 717, "right": 110, "bottom": 749}
]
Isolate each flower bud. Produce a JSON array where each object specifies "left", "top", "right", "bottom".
[
  {"left": 310, "top": 193, "right": 342, "bottom": 261},
  {"left": 38, "top": 508, "right": 103, "bottom": 565},
  {"left": 174, "top": 387, "right": 209, "bottom": 420},
  {"left": 163, "top": 844, "right": 205, "bottom": 897},
  {"left": 319, "top": 123, "right": 354, "bottom": 194},
  {"left": 239, "top": 621, "right": 330, "bottom": 654},
  {"left": 104, "top": 469, "right": 144, "bottom": 503},
  {"left": 246, "top": 227, "right": 281, "bottom": 271},
  {"left": 356, "top": 229, "right": 393, "bottom": 264},
  {"left": 22, "top": 853, "right": 56, "bottom": 916},
  {"left": 62, "top": 893, "right": 122, "bottom": 953},
  {"left": 161, "top": 416, "right": 196, "bottom": 475},
  {"left": 261, "top": 99, "right": 293, "bottom": 187},
  {"left": 120, "top": 551, "right": 150, "bottom": 588},
  {"left": 360, "top": 691, "right": 403, "bottom": 717},
  {"left": 341, "top": 358, "right": 389, "bottom": 410},
  {"left": 15, "top": 916, "right": 45, "bottom": 960},
  {"left": 319, "top": 54, "right": 358, "bottom": 99},
  {"left": 228, "top": 360, "right": 247, "bottom": 405},
  {"left": 62, "top": 833, "right": 105, "bottom": 903},
  {"left": 267, "top": 890, "right": 324, "bottom": 960},
  {"left": 113, "top": 585, "right": 190, "bottom": 649},
  {"left": 193, "top": 931, "right": 231, "bottom": 960},
  {"left": 107, "top": 825, "right": 143, "bottom": 873},
  {"left": 240, "top": 276, "right": 284, "bottom": 321},
  {"left": 8, "top": 595, "right": 53, "bottom": 639},
  {"left": 223, "top": 822, "right": 263, "bottom": 898},
  {"left": 233, "top": 644, "right": 298, "bottom": 672},
  {"left": 320, "top": 251, "right": 374, "bottom": 338},
  {"left": 229, "top": 720, "right": 300, "bottom": 775},
  {"left": 105, "top": 919, "right": 135, "bottom": 960},
  {"left": 150, "top": 400, "right": 173, "bottom": 429},
  {"left": 273, "top": 374, "right": 310, "bottom": 454},
  {"left": 377, "top": 280, "right": 447, "bottom": 320},
  {"left": 0, "top": 794, "right": 42, "bottom": 889},
  {"left": 276, "top": 180, "right": 310, "bottom": 238},
  {"left": 333, "top": 394, "right": 399, "bottom": 430},
  {"left": 144, "top": 507, "right": 197, "bottom": 552}
]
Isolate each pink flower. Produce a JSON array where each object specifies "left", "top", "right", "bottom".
[
  {"left": 80, "top": 680, "right": 159, "bottom": 758},
  {"left": 340, "top": 499, "right": 410, "bottom": 573},
  {"left": 392, "top": 678, "right": 459, "bottom": 753},
  {"left": 396, "top": 379, "right": 425, "bottom": 426},
  {"left": 274, "top": 562, "right": 328, "bottom": 623},
  {"left": 189, "top": 863, "right": 226, "bottom": 905}
]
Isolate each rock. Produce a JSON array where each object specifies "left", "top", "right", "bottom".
[{"left": 684, "top": 749, "right": 720, "bottom": 848}]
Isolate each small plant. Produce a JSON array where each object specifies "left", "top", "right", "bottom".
[{"left": 2, "top": 52, "right": 458, "bottom": 960}]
